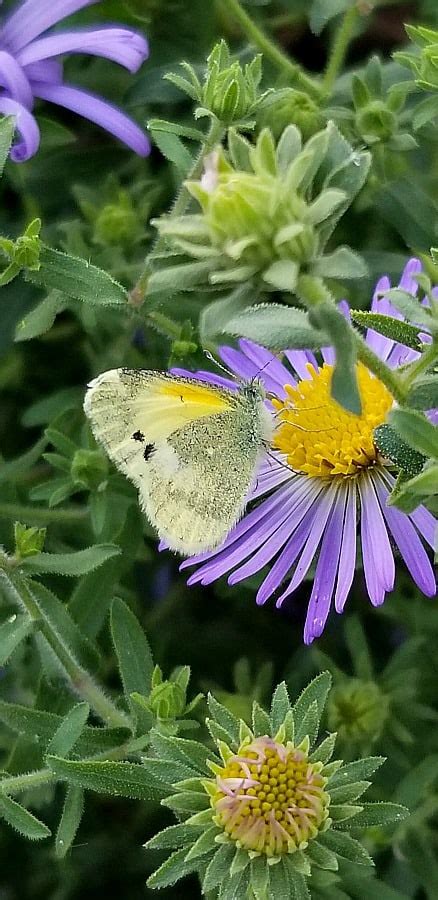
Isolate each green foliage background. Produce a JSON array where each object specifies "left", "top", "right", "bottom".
[{"left": 1, "top": 1, "right": 438, "bottom": 898}]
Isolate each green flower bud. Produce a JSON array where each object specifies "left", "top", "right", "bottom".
[
  {"left": 93, "top": 195, "right": 139, "bottom": 247},
  {"left": 355, "top": 100, "right": 397, "bottom": 143},
  {"left": 148, "top": 680, "right": 186, "bottom": 719},
  {"left": 256, "top": 89, "right": 324, "bottom": 141},
  {"left": 71, "top": 449, "right": 108, "bottom": 491},
  {"left": 14, "top": 522, "right": 46, "bottom": 559},
  {"left": 327, "top": 678, "right": 389, "bottom": 749}
]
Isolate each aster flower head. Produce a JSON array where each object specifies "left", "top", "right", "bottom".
[
  {"left": 171, "top": 258, "right": 437, "bottom": 644},
  {"left": 145, "top": 674, "right": 408, "bottom": 897},
  {"left": 0, "top": 0, "right": 150, "bottom": 161}
]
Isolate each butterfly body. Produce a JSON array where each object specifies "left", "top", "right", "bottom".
[{"left": 84, "top": 369, "right": 273, "bottom": 554}]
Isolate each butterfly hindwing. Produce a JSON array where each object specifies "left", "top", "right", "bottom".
[{"left": 84, "top": 369, "right": 270, "bottom": 553}]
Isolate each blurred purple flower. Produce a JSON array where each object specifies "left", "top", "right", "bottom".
[
  {"left": 0, "top": 0, "right": 150, "bottom": 161},
  {"left": 170, "top": 258, "right": 437, "bottom": 644}
]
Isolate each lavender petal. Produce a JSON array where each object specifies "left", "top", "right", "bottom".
[
  {"left": 2, "top": 0, "right": 98, "bottom": 52},
  {"left": 18, "top": 27, "right": 149, "bottom": 73},
  {"left": 304, "top": 486, "right": 348, "bottom": 643},
  {"left": 0, "top": 50, "right": 33, "bottom": 107},
  {"left": 238, "top": 338, "right": 293, "bottom": 395},
  {"left": 284, "top": 349, "right": 315, "bottom": 381},
  {"left": 398, "top": 257, "right": 422, "bottom": 293},
  {"left": 31, "top": 81, "right": 150, "bottom": 156},
  {"left": 334, "top": 480, "right": 357, "bottom": 613},
  {"left": 358, "top": 472, "right": 395, "bottom": 606},
  {"left": 24, "top": 60, "right": 63, "bottom": 83},
  {"left": 0, "top": 96, "right": 40, "bottom": 160}
]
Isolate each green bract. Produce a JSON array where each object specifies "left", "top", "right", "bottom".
[
  {"left": 144, "top": 674, "right": 408, "bottom": 898},
  {"left": 151, "top": 123, "right": 369, "bottom": 295}
]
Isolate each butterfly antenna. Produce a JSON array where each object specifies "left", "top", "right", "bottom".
[{"left": 203, "top": 349, "right": 234, "bottom": 378}]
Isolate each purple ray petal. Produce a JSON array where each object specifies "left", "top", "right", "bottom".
[
  {"left": 276, "top": 482, "right": 339, "bottom": 606},
  {"left": 381, "top": 470, "right": 437, "bottom": 549},
  {"left": 24, "top": 60, "right": 63, "bottom": 83},
  {"left": 32, "top": 81, "right": 150, "bottom": 155},
  {"left": 398, "top": 257, "right": 422, "bottom": 293},
  {"left": 374, "top": 472, "right": 436, "bottom": 596},
  {"left": 2, "top": 0, "right": 99, "bottom": 52},
  {"left": 256, "top": 498, "right": 320, "bottom": 606},
  {"left": 304, "top": 487, "right": 348, "bottom": 643},
  {"left": 0, "top": 96, "right": 40, "bottom": 160},
  {"left": 169, "top": 367, "right": 237, "bottom": 391},
  {"left": 218, "top": 345, "right": 286, "bottom": 396},
  {"left": 284, "top": 349, "right": 315, "bottom": 381},
  {"left": 0, "top": 50, "right": 33, "bottom": 107},
  {"left": 228, "top": 479, "right": 323, "bottom": 584},
  {"left": 238, "top": 339, "right": 292, "bottom": 395},
  {"left": 321, "top": 345, "right": 335, "bottom": 365},
  {"left": 367, "top": 277, "right": 396, "bottom": 360},
  {"left": 247, "top": 454, "right": 291, "bottom": 501},
  {"left": 358, "top": 472, "right": 394, "bottom": 606},
  {"left": 181, "top": 479, "right": 299, "bottom": 573},
  {"left": 334, "top": 480, "right": 357, "bottom": 613},
  {"left": 18, "top": 27, "right": 149, "bottom": 73},
  {"left": 186, "top": 481, "right": 306, "bottom": 585}
]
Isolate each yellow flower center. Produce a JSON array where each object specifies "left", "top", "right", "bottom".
[
  {"left": 211, "top": 736, "right": 329, "bottom": 858},
  {"left": 272, "top": 362, "right": 393, "bottom": 477}
]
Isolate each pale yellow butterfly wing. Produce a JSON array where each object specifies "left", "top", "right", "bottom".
[{"left": 84, "top": 369, "right": 271, "bottom": 554}]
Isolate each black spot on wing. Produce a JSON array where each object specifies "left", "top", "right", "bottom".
[
  {"left": 132, "top": 430, "right": 144, "bottom": 442},
  {"left": 144, "top": 443, "right": 155, "bottom": 461}
]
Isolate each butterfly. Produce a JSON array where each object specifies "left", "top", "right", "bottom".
[{"left": 84, "top": 369, "right": 274, "bottom": 554}]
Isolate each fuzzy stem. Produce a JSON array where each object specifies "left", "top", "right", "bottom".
[
  {"left": 5, "top": 572, "right": 130, "bottom": 730},
  {"left": 322, "top": 5, "right": 360, "bottom": 98},
  {"left": 401, "top": 339, "right": 438, "bottom": 389},
  {"left": 0, "top": 502, "right": 86, "bottom": 526},
  {"left": 129, "top": 118, "right": 224, "bottom": 306},
  {"left": 353, "top": 330, "right": 407, "bottom": 405},
  {"left": 223, "top": 0, "right": 321, "bottom": 98}
]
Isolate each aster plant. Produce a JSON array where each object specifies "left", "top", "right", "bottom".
[
  {"left": 0, "top": 0, "right": 150, "bottom": 160},
  {"left": 170, "top": 258, "right": 437, "bottom": 644},
  {"left": 144, "top": 674, "right": 408, "bottom": 898}
]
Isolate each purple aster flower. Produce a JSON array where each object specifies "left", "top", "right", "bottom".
[
  {"left": 0, "top": 0, "right": 150, "bottom": 161},
  {"left": 170, "top": 258, "right": 437, "bottom": 644}
]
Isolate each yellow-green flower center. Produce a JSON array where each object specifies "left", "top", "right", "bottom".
[
  {"left": 272, "top": 362, "right": 393, "bottom": 477},
  {"left": 211, "top": 736, "right": 329, "bottom": 858}
]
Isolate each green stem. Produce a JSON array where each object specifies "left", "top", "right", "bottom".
[
  {"left": 401, "top": 340, "right": 438, "bottom": 390},
  {"left": 222, "top": 0, "right": 321, "bottom": 98},
  {"left": 0, "top": 502, "right": 87, "bottom": 526},
  {"left": 322, "top": 5, "right": 360, "bottom": 98},
  {"left": 353, "top": 330, "right": 407, "bottom": 405},
  {"left": 8, "top": 573, "right": 130, "bottom": 730},
  {"left": 129, "top": 118, "right": 224, "bottom": 306}
]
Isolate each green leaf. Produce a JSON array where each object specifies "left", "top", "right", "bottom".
[
  {"left": 351, "top": 310, "right": 422, "bottom": 351},
  {"left": 250, "top": 855, "right": 269, "bottom": 900},
  {"left": 151, "top": 129, "right": 193, "bottom": 175},
  {"left": 46, "top": 756, "right": 164, "bottom": 801},
  {"left": 328, "top": 757, "right": 385, "bottom": 788},
  {"left": 20, "top": 544, "right": 121, "bottom": 576},
  {"left": 413, "top": 95, "right": 438, "bottom": 130},
  {"left": 374, "top": 424, "right": 426, "bottom": 476},
  {"left": 381, "top": 288, "right": 432, "bottom": 328},
  {"left": 270, "top": 682, "right": 291, "bottom": 734},
  {"left": 268, "top": 858, "right": 294, "bottom": 900},
  {"left": 389, "top": 408, "right": 438, "bottom": 459},
  {"left": 0, "top": 116, "right": 14, "bottom": 176},
  {"left": 291, "top": 672, "right": 332, "bottom": 732},
  {"left": 147, "top": 847, "right": 199, "bottom": 890},
  {"left": 15, "top": 291, "right": 66, "bottom": 342},
  {"left": 262, "top": 260, "right": 299, "bottom": 292},
  {"left": 0, "top": 614, "right": 33, "bottom": 664},
  {"left": 150, "top": 731, "right": 211, "bottom": 776},
  {"left": 338, "top": 802, "right": 409, "bottom": 828},
  {"left": 55, "top": 785, "right": 84, "bottom": 858},
  {"left": 110, "top": 598, "right": 154, "bottom": 727},
  {"left": 145, "top": 822, "right": 203, "bottom": 850},
  {"left": 377, "top": 179, "right": 438, "bottom": 252},
  {"left": 283, "top": 858, "right": 311, "bottom": 899},
  {"left": 408, "top": 375, "right": 438, "bottom": 411},
  {"left": 310, "top": 0, "right": 351, "bottom": 35},
  {"left": 207, "top": 693, "right": 241, "bottom": 743},
  {"left": 147, "top": 259, "right": 215, "bottom": 295},
  {"left": 185, "top": 825, "right": 220, "bottom": 861},
  {"left": 48, "top": 702, "right": 90, "bottom": 756},
  {"left": 310, "top": 732, "right": 337, "bottom": 764},
  {"left": 200, "top": 283, "right": 256, "bottom": 344},
  {"left": 309, "top": 302, "right": 361, "bottom": 413},
  {"left": 203, "top": 843, "right": 235, "bottom": 892},
  {"left": 0, "top": 795, "right": 51, "bottom": 841},
  {"left": 27, "top": 246, "right": 127, "bottom": 306},
  {"left": 0, "top": 436, "right": 48, "bottom": 484},
  {"left": 329, "top": 781, "right": 371, "bottom": 803},
  {"left": 389, "top": 463, "right": 438, "bottom": 510},
  {"left": 252, "top": 701, "right": 271, "bottom": 737},
  {"left": 0, "top": 699, "right": 130, "bottom": 757},
  {"left": 148, "top": 118, "right": 204, "bottom": 142},
  {"left": 312, "top": 247, "right": 368, "bottom": 280},
  {"left": 295, "top": 700, "right": 319, "bottom": 747},
  {"left": 224, "top": 303, "right": 326, "bottom": 351},
  {"left": 305, "top": 838, "right": 339, "bottom": 870},
  {"left": 319, "top": 830, "right": 374, "bottom": 866}
]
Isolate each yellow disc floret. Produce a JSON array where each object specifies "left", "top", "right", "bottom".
[
  {"left": 209, "top": 736, "right": 329, "bottom": 858},
  {"left": 272, "top": 362, "right": 393, "bottom": 477}
]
